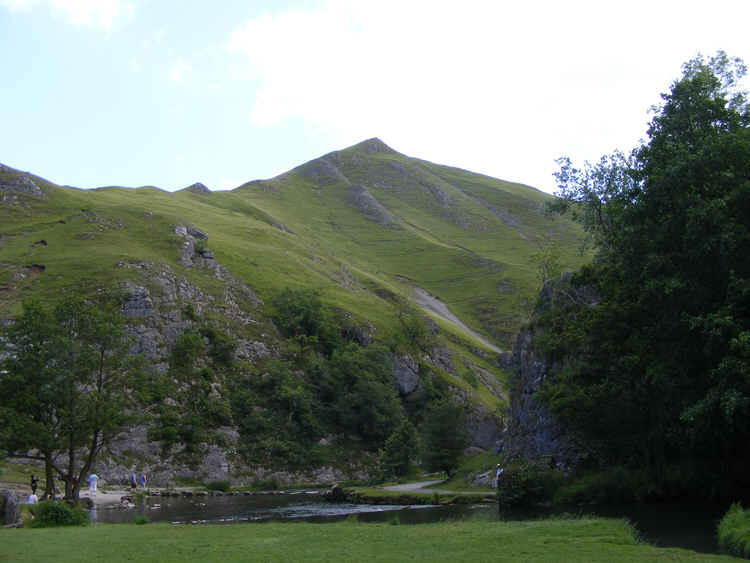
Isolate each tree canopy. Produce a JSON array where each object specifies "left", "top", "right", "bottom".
[
  {"left": 539, "top": 52, "right": 750, "bottom": 498},
  {"left": 0, "top": 291, "right": 141, "bottom": 499}
]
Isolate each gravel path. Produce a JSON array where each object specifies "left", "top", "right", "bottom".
[
  {"left": 381, "top": 480, "right": 485, "bottom": 495},
  {"left": 410, "top": 286, "right": 502, "bottom": 353}
]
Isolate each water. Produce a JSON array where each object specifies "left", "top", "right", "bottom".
[
  {"left": 92, "top": 493, "right": 727, "bottom": 554},
  {"left": 93, "top": 492, "right": 481, "bottom": 526}
]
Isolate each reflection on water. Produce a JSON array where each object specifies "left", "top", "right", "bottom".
[
  {"left": 94, "top": 493, "right": 726, "bottom": 554},
  {"left": 95, "top": 493, "right": 482, "bottom": 526}
]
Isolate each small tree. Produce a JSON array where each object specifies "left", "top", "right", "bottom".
[
  {"left": 420, "top": 398, "right": 468, "bottom": 478},
  {"left": 380, "top": 418, "right": 419, "bottom": 478}
]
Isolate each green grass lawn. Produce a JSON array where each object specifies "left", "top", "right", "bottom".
[{"left": 0, "top": 519, "right": 734, "bottom": 562}]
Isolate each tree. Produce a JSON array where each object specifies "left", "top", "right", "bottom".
[
  {"left": 420, "top": 398, "right": 467, "bottom": 478},
  {"left": 542, "top": 52, "right": 750, "bottom": 496},
  {"left": 0, "top": 291, "right": 141, "bottom": 499},
  {"left": 319, "top": 343, "right": 402, "bottom": 447},
  {"left": 148, "top": 329, "right": 233, "bottom": 463},
  {"left": 380, "top": 418, "right": 420, "bottom": 478}
]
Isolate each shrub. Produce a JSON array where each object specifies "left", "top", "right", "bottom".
[
  {"left": 134, "top": 515, "right": 150, "bottom": 525},
  {"left": 27, "top": 500, "right": 89, "bottom": 528},
  {"left": 206, "top": 480, "right": 231, "bottom": 492},
  {"left": 718, "top": 503, "right": 750, "bottom": 558},
  {"left": 496, "top": 460, "right": 563, "bottom": 508},
  {"left": 554, "top": 466, "right": 648, "bottom": 505}
]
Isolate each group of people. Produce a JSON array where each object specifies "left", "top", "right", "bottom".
[
  {"left": 26, "top": 472, "right": 103, "bottom": 504},
  {"left": 129, "top": 472, "right": 147, "bottom": 491},
  {"left": 27, "top": 474, "right": 56, "bottom": 504}
]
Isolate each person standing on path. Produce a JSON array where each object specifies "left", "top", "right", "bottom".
[
  {"left": 495, "top": 464, "right": 504, "bottom": 489},
  {"left": 30, "top": 474, "right": 38, "bottom": 495},
  {"left": 88, "top": 473, "right": 99, "bottom": 496},
  {"left": 139, "top": 473, "right": 146, "bottom": 489},
  {"left": 130, "top": 472, "right": 137, "bottom": 491}
]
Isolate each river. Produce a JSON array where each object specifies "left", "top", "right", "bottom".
[{"left": 92, "top": 493, "right": 727, "bottom": 555}]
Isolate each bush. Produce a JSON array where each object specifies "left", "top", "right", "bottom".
[
  {"left": 554, "top": 466, "right": 648, "bottom": 505},
  {"left": 718, "top": 503, "right": 750, "bottom": 558},
  {"left": 134, "top": 515, "right": 150, "bottom": 525},
  {"left": 206, "top": 480, "right": 231, "bottom": 492},
  {"left": 496, "top": 460, "right": 563, "bottom": 508},
  {"left": 27, "top": 500, "right": 89, "bottom": 528}
]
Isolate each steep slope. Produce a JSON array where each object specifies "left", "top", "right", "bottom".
[
  {"left": 0, "top": 142, "right": 584, "bottom": 483},
  {"left": 232, "top": 138, "right": 584, "bottom": 348}
]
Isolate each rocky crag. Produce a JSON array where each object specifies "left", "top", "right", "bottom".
[
  {"left": 504, "top": 274, "right": 597, "bottom": 469},
  {"left": 84, "top": 224, "right": 504, "bottom": 487}
]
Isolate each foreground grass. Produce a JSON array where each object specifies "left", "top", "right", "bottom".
[{"left": 0, "top": 519, "right": 735, "bottom": 562}]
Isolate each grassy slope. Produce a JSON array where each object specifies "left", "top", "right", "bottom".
[
  {"left": 0, "top": 520, "right": 734, "bottom": 562},
  {"left": 0, "top": 140, "right": 585, "bottom": 415}
]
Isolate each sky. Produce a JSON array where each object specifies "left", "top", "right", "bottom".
[{"left": 1, "top": 0, "right": 748, "bottom": 194}]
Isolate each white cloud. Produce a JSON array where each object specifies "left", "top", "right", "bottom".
[
  {"left": 169, "top": 59, "right": 193, "bottom": 83},
  {"left": 226, "top": 0, "right": 749, "bottom": 192},
  {"left": 0, "top": 0, "right": 133, "bottom": 29}
]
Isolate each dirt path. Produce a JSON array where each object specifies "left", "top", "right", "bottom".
[
  {"left": 381, "top": 480, "right": 483, "bottom": 495},
  {"left": 410, "top": 286, "right": 502, "bottom": 354}
]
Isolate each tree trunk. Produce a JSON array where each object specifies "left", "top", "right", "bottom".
[{"left": 43, "top": 451, "right": 56, "bottom": 498}]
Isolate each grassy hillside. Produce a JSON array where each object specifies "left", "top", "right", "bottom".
[
  {"left": 1, "top": 141, "right": 585, "bottom": 463},
  {"left": 1, "top": 139, "right": 584, "bottom": 349}
]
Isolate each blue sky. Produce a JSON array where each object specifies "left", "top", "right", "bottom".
[{"left": 1, "top": 0, "right": 748, "bottom": 193}]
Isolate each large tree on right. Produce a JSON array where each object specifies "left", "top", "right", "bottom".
[{"left": 540, "top": 52, "right": 750, "bottom": 498}]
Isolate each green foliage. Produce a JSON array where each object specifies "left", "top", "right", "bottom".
[
  {"left": 320, "top": 343, "right": 401, "bottom": 446},
  {"left": 388, "top": 301, "right": 437, "bottom": 355},
  {"left": 231, "top": 360, "right": 320, "bottom": 469},
  {"left": 541, "top": 52, "right": 750, "bottom": 498},
  {"left": 269, "top": 288, "right": 341, "bottom": 356},
  {"left": 206, "top": 480, "right": 231, "bottom": 492},
  {"left": 380, "top": 418, "right": 420, "bottom": 478},
  {"left": 530, "top": 236, "right": 564, "bottom": 290},
  {"left": 420, "top": 398, "right": 468, "bottom": 477},
  {"left": 134, "top": 515, "right": 151, "bottom": 525},
  {"left": 149, "top": 323, "right": 233, "bottom": 463},
  {"left": 0, "top": 290, "right": 141, "bottom": 498},
  {"left": 496, "top": 459, "right": 563, "bottom": 508},
  {"left": 27, "top": 500, "right": 90, "bottom": 528},
  {"left": 718, "top": 503, "right": 750, "bottom": 558},
  {"left": 554, "top": 467, "right": 649, "bottom": 505}
]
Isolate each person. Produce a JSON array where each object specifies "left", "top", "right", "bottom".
[
  {"left": 139, "top": 473, "right": 147, "bottom": 489},
  {"left": 88, "top": 473, "right": 99, "bottom": 496},
  {"left": 27, "top": 492, "right": 38, "bottom": 504},
  {"left": 495, "top": 464, "right": 504, "bottom": 489},
  {"left": 130, "top": 472, "right": 137, "bottom": 491},
  {"left": 30, "top": 474, "right": 38, "bottom": 495}
]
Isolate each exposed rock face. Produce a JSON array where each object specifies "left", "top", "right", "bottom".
[
  {"left": 182, "top": 182, "right": 211, "bottom": 194},
  {"left": 121, "top": 283, "right": 154, "bottom": 318},
  {"left": 297, "top": 157, "right": 350, "bottom": 185},
  {"left": 347, "top": 185, "right": 399, "bottom": 227},
  {"left": 392, "top": 347, "right": 504, "bottom": 450},
  {"left": 505, "top": 274, "right": 597, "bottom": 469},
  {"left": 0, "top": 164, "right": 44, "bottom": 206},
  {"left": 393, "top": 354, "right": 419, "bottom": 395},
  {"left": 0, "top": 490, "right": 20, "bottom": 526}
]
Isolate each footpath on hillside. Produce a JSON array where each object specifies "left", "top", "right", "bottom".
[{"left": 410, "top": 286, "right": 502, "bottom": 354}]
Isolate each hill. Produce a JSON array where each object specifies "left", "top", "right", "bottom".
[{"left": 0, "top": 140, "right": 585, "bottom": 485}]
